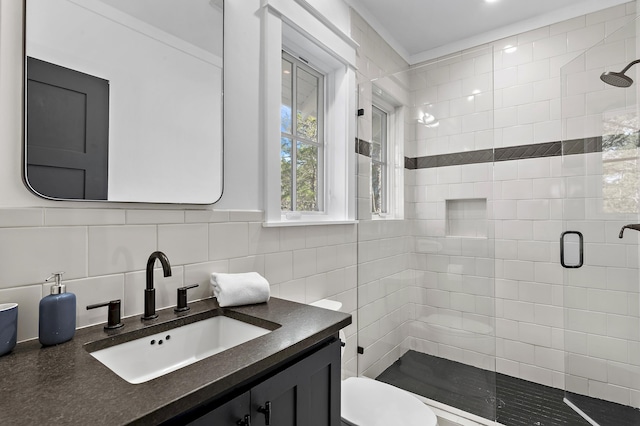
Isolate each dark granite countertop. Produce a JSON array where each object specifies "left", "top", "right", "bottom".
[{"left": 0, "top": 297, "right": 351, "bottom": 425}]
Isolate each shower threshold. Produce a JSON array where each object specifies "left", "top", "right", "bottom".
[{"left": 376, "top": 351, "right": 640, "bottom": 426}]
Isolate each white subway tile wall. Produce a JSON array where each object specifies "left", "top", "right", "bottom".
[
  {"left": 352, "top": 8, "right": 413, "bottom": 379},
  {"left": 0, "top": 209, "right": 358, "bottom": 380},
  {"left": 405, "top": 36, "right": 499, "bottom": 380}
]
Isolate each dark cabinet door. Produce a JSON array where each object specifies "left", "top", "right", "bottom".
[
  {"left": 187, "top": 391, "right": 250, "bottom": 426},
  {"left": 178, "top": 339, "right": 341, "bottom": 426},
  {"left": 251, "top": 340, "right": 341, "bottom": 426}
]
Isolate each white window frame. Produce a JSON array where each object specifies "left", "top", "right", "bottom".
[
  {"left": 371, "top": 104, "right": 388, "bottom": 215},
  {"left": 262, "top": 0, "right": 357, "bottom": 226},
  {"left": 281, "top": 51, "right": 326, "bottom": 213},
  {"left": 371, "top": 88, "right": 404, "bottom": 220}
]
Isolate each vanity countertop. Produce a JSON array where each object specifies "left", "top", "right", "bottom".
[{"left": 0, "top": 297, "right": 351, "bottom": 425}]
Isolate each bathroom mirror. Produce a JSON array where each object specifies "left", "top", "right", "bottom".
[{"left": 24, "top": 0, "right": 223, "bottom": 204}]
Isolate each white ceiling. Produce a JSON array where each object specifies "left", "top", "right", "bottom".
[{"left": 345, "top": 0, "right": 634, "bottom": 64}]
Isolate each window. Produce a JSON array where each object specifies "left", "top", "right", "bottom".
[
  {"left": 262, "top": 5, "right": 357, "bottom": 226},
  {"left": 281, "top": 52, "right": 324, "bottom": 212},
  {"left": 368, "top": 88, "right": 404, "bottom": 220},
  {"left": 371, "top": 105, "right": 387, "bottom": 215}
]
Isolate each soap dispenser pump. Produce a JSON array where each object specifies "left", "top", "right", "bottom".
[{"left": 39, "top": 272, "right": 76, "bottom": 346}]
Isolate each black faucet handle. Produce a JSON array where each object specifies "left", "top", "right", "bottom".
[
  {"left": 87, "top": 300, "right": 124, "bottom": 330},
  {"left": 175, "top": 284, "right": 199, "bottom": 313}
]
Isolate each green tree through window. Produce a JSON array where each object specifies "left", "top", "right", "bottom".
[{"left": 281, "top": 52, "right": 324, "bottom": 212}]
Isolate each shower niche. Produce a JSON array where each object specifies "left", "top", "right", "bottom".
[{"left": 445, "top": 199, "right": 488, "bottom": 238}]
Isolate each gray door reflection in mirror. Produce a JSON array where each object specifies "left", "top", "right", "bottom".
[{"left": 26, "top": 57, "right": 110, "bottom": 200}]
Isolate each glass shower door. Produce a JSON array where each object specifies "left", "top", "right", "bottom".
[
  {"left": 356, "top": 45, "right": 497, "bottom": 423},
  {"left": 561, "top": 15, "right": 640, "bottom": 425}
]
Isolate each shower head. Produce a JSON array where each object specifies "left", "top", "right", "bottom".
[
  {"left": 600, "top": 71, "right": 633, "bottom": 87},
  {"left": 600, "top": 59, "right": 640, "bottom": 88}
]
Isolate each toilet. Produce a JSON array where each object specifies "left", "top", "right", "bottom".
[
  {"left": 341, "top": 376, "right": 438, "bottom": 426},
  {"left": 310, "top": 300, "right": 439, "bottom": 426}
]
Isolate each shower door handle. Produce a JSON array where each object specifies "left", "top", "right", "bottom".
[{"left": 560, "top": 231, "right": 583, "bottom": 268}]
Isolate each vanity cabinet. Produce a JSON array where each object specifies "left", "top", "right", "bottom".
[
  {"left": 185, "top": 338, "right": 341, "bottom": 426},
  {"left": 188, "top": 392, "right": 250, "bottom": 425}
]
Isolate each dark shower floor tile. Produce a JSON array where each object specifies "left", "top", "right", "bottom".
[
  {"left": 564, "top": 391, "right": 640, "bottom": 426},
  {"left": 376, "top": 351, "right": 640, "bottom": 426},
  {"left": 376, "top": 350, "right": 497, "bottom": 420}
]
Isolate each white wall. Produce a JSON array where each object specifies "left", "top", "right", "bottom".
[
  {"left": 215, "top": 0, "right": 264, "bottom": 210},
  {"left": 0, "top": 0, "right": 258, "bottom": 210},
  {"left": 307, "top": 0, "right": 350, "bottom": 35}
]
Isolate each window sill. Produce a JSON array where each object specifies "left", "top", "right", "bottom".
[
  {"left": 263, "top": 219, "right": 358, "bottom": 227},
  {"left": 445, "top": 235, "right": 488, "bottom": 239},
  {"left": 372, "top": 214, "right": 404, "bottom": 221}
]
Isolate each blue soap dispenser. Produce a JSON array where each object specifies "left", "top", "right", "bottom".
[{"left": 39, "top": 272, "right": 76, "bottom": 346}]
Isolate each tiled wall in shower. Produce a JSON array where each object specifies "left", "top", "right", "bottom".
[
  {"left": 353, "top": 0, "right": 640, "bottom": 408},
  {"left": 407, "top": 2, "right": 640, "bottom": 407}
]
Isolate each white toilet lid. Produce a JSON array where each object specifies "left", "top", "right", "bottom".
[{"left": 341, "top": 377, "right": 438, "bottom": 426}]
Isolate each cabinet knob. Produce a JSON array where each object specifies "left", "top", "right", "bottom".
[
  {"left": 258, "top": 401, "right": 271, "bottom": 425},
  {"left": 236, "top": 414, "right": 251, "bottom": 426}
]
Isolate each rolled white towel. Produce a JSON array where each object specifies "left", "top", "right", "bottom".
[{"left": 210, "top": 272, "right": 270, "bottom": 307}]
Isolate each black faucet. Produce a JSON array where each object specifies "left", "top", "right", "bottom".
[
  {"left": 619, "top": 224, "right": 640, "bottom": 238},
  {"left": 142, "top": 251, "right": 172, "bottom": 320}
]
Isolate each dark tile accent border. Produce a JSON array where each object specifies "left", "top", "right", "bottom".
[
  {"left": 355, "top": 138, "right": 371, "bottom": 157},
  {"left": 436, "top": 149, "right": 494, "bottom": 166},
  {"left": 404, "top": 157, "right": 417, "bottom": 170},
  {"left": 495, "top": 141, "right": 561, "bottom": 162},
  {"left": 402, "top": 138, "right": 605, "bottom": 170},
  {"left": 563, "top": 136, "right": 603, "bottom": 155},
  {"left": 416, "top": 156, "right": 438, "bottom": 169},
  {"left": 355, "top": 137, "right": 605, "bottom": 170}
]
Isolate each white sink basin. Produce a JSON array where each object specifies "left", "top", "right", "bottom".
[{"left": 89, "top": 315, "right": 271, "bottom": 384}]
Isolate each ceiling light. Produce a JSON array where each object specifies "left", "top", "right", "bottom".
[
  {"left": 485, "top": 0, "right": 499, "bottom": 3},
  {"left": 468, "top": 90, "right": 482, "bottom": 101},
  {"left": 422, "top": 113, "right": 435, "bottom": 124},
  {"left": 418, "top": 113, "right": 439, "bottom": 128}
]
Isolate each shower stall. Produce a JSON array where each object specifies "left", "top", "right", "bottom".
[{"left": 354, "top": 11, "right": 640, "bottom": 426}]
